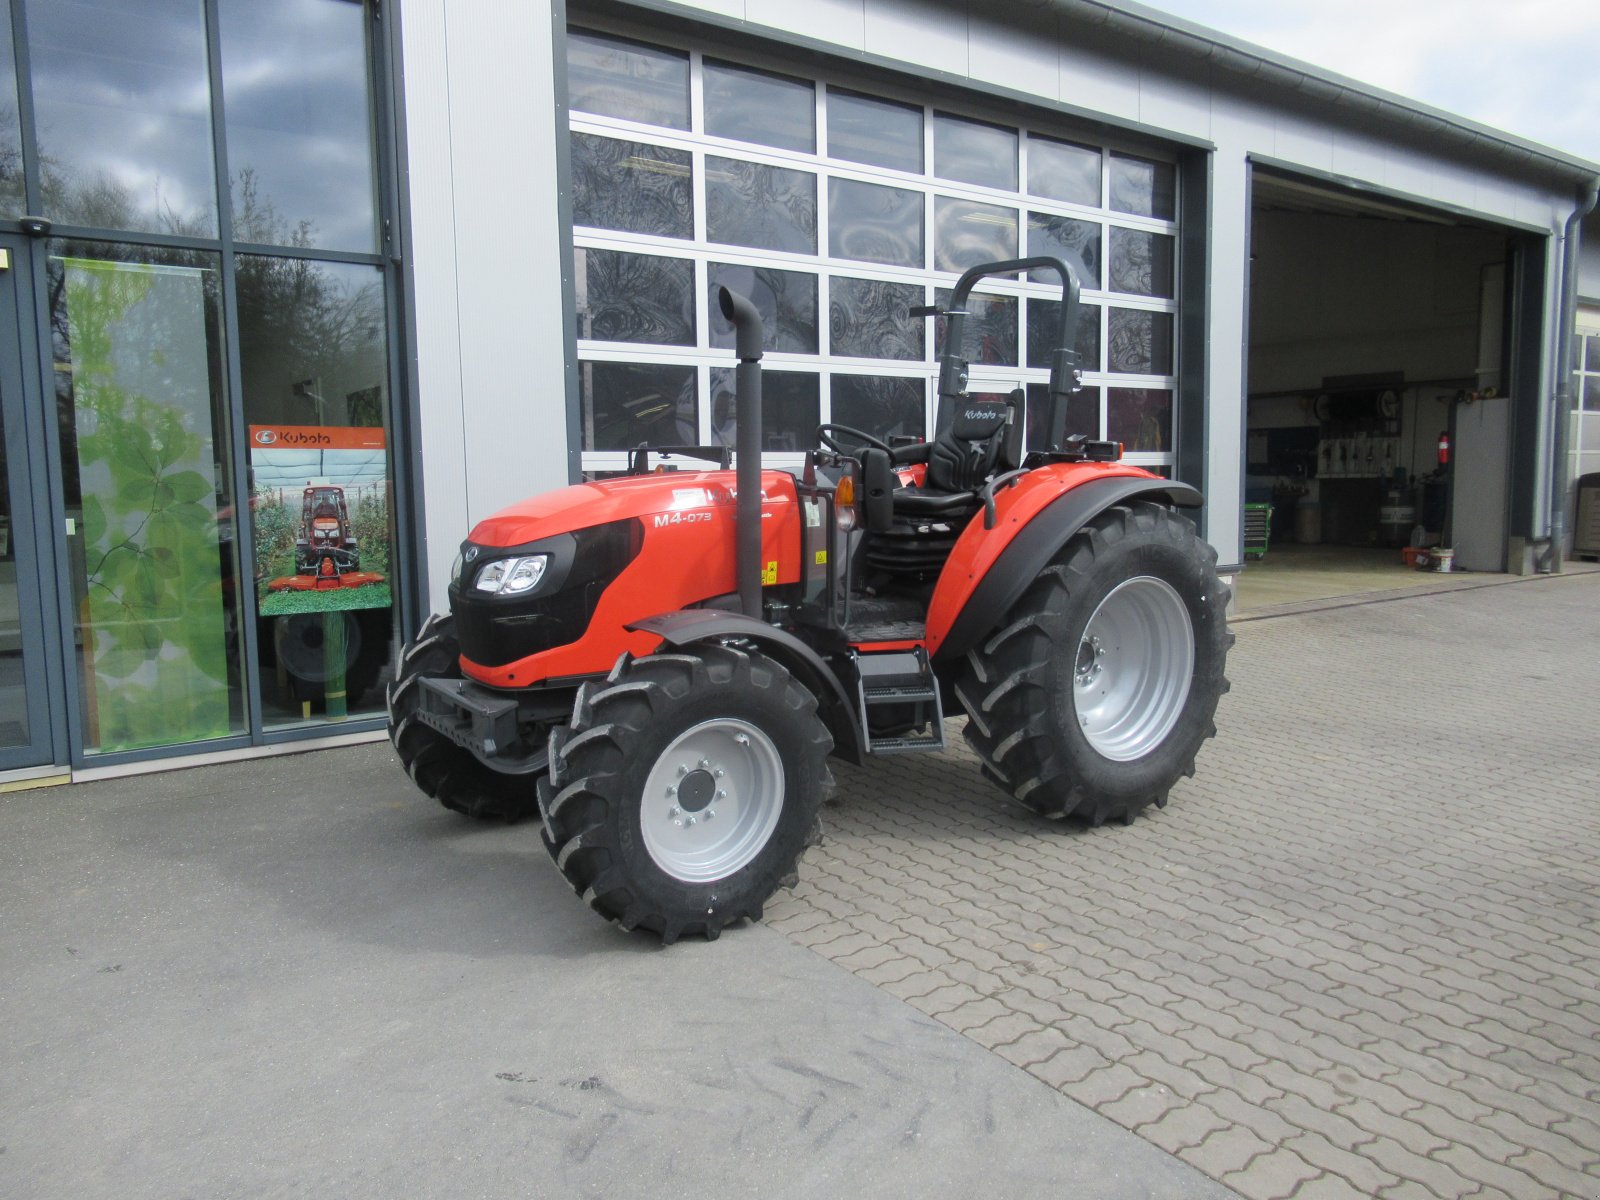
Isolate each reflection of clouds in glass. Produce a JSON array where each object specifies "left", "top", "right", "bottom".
[
  {"left": 220, "top": 0, "right": 376, "bottom": 250},
  {"left": 28, "top": 0, "right": 218, "bottom": 233},
  {"left": 2, "top": 9, "right": 23, "bottom": 215}
]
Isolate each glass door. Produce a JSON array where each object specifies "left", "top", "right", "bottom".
[{"left": 0, "top": 237, "right": 58, "bottom": 770}]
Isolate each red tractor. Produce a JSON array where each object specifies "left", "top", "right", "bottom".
[
  {"left": 390, "top": 258, "right": 1230, "bottom": 943},
  {"left": 268, "top": 484, "right": 384, "bottom": 592}
]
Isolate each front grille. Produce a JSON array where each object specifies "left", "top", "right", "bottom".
[{"left": 451, "top": 519, "right": 644, "bottom": 668}]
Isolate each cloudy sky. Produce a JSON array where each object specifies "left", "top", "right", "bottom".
[{"left": 1138, "top": 0, "right": 1600, "bottom": 163}]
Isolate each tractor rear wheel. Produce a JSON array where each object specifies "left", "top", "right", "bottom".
[
  {"left": 956, "top": 501, "right": 1231, "bottom": 826},
  {"left": 388, "top": 614, "right": 541, "bottom": 821},
  {"left": 541, "top": 644, "right": 830, "bottom": 944}
]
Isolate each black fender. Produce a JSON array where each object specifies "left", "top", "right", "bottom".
[
  {"left": 933, "top": 476, "right": 1204, "bottom": 665},
  {"left": 627, "top": 610, "right": 867, "bottom": 765}
]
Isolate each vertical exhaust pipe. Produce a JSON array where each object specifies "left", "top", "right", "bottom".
[{"left": 717, "top": 286, "right": 764, "bottom": 618}]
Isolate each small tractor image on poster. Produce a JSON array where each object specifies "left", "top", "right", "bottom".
[
  {"left": 267, "top": 485, "right": 385, "bottom": 593},
  {"left": 389, "top": 258, "right": 1232, "bottom": 944}
]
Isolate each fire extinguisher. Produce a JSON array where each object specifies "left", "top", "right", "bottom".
[{"left": 1437, "top": 430, "right": 1451, "bottom": 466}]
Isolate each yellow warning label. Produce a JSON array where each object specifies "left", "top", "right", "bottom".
[
  {"left": 814, "top": 550, "right": 828, "bottom": 566},
  {"left": 762, "top": 560, "right": 779, "bottom": 585}
]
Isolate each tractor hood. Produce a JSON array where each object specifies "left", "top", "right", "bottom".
[{"left": 467, "top": 471, "right": 762, "bottom": 548}]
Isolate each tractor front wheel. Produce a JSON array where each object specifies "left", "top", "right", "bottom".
[
  {"left": 542, "top": 644, "right": 830, "bottom": 943},
  {"left": 956, "top": 501, "right": 1231, "bottom": 826},
  {"left": 388, "top": 614, "right": 542, "bottom": 821}
]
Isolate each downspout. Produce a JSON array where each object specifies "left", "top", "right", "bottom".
[{"left": 1546, "top": 177, "right": 1600, "bottom": 573}]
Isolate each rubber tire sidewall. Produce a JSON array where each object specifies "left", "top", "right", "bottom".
[
  {"left": 608, "top": 658, "right": 825, "bottom": 922},
  {"left": 1044, "top": 516, "right": 1226, "bottom": 803}
]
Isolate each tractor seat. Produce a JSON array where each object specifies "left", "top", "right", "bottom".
[{"left": 892, "top": 393, "right": 1023, "bottom": 517}]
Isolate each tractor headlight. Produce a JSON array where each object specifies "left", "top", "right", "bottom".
[{"left": 474, "top": 554, "right": 549, "bottom": 595}]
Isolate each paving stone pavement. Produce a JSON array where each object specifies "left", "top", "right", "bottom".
[{"left": 767, "top": 571, "right": 1600, "bottom": 1200}]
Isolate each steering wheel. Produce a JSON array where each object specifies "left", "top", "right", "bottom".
[{"left": 816, "top": 423, "right": 893, "bottom": 457}]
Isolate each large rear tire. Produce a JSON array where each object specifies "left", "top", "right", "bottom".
[
  {"left": 542, "top": 644, "right": 830, "bottom": 944},
  {"left": 956, "top": 501, "right": 1231, "bottom": 825},
  {"left": 388, "top": 614, "right": 541, "bottom": 821}
]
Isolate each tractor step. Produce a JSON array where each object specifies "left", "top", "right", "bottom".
[{"left": 856, "top": 650, "right": 946, "bottom": 756}]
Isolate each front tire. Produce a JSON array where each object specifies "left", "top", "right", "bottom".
[
  {"left": 388, "top": 614, "right": 541, "bottom": 821},
  {"left": 956, "top": 501, "right": 1231, "bottom": 825},
  {"left": 543, "top": 644, "right": 830, "bottom": 944}
]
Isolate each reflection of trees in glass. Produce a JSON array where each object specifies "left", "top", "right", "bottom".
[
  {"left": 934, "top": 198, "right": 1018, "bottom": 273},
  {"left": 1027, "top": 299, "right": 1100, "bottom": 371},
  {"left": 1027, "top": 214, "right": 1100, "bottom": 289},
  {"left": 934, "top": 289, "right": 1016, "bottom": 367},
  {"left": 1026, "top": 383, "right": 1101, "bottom": 448},
  {"left": 566, "top": 30, "right": 689, "bottom": 129},
  {"left": 829, "top": 278, "right": 923, "bottom": 360},
  {"left": 829, "top": 375, "right": 924, "bottom": 442},
  {"left": 0, "top": 100, "right": 22, "bottom": 215},
  {"left": 1108, "top": 309, "right": 1173, "bottom": 375},
  {"left": 577, "top": 248, "right": 694, "bottom": 345},
  {"left": 710, "top": 369, "right": 819, "bottom": 450},
  {"left": 1109, "top": 228, "right": 1173, "bottom": 297},
  {"left": 581, "top": 361, "right": 697, "bottom": 451},
  {"left": 571, "top": 133, "right": 692, "bottom": 238},
  {"left": 1110, "top": 155, "right": 1175, "bottom": 219},
  {"left": 706, "top": 158, "right": 816, "bottom": 253},
  {"left": 707, "top": 263, "right": 817, "bottom": 354},
  {"left": 829, "top": 178, "right": 921, "bottom": 267}
]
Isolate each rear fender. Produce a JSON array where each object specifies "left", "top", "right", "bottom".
[
  {"left": 627, "top": 610, "right": 867, "bottom": 765},
  {"left": 927, "top": 471, "right": 1203, "bottom": 663}
]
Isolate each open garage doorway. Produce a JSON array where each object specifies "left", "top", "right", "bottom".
[{"left": 1241, "top": 167, "right": 1533, "bottom": 612}]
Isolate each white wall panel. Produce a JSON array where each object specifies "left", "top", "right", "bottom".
[
  {"left": 1057, "top": 41, "right": 1140, "bottom": 123},
  {"left": 863, "top": 0, "right": 968, "bottom": 78},
  {"left": 967, "top": 7, "right": 1058, "bottom": 103},
  {"left": 1205, "top": 142, "right": 1251, "bottom": 566},
  {"left": 1271, "top": 112, "right": 1335, "bottom": 175},
  {"left": 399, "top": 0, "right": 469, "bottom": 613},
  {"left": 403, "top": 1, "right": 570, "bottom": 610},
  {"left": 1137, "top": 63, "right": 1212, "bottom": 141},
  {"left": 745, "top": 0, "right": 862, "bottom": 50}
]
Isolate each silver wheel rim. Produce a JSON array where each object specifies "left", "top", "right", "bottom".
[
  {"left": 641, "top": 718, "right": 785, "bottom": 883},
  {"left": 1073, "top": 576, "right": 1195, "bottom": 762}
]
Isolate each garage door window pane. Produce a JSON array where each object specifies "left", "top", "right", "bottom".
[
  {"left": 829, "top": 277, "right": 924, "bottom": 360},
  {"left": 1027, "top": 213, "right": 1100, "bottom": 289},
  {"left": 580, "top": 361, "right": 697, "bottom": 450},
  {"left": 576, "top": 248, "right": 694, "bottom": 346},
  {"left": 1586, "top": 334, "right": 1600, "bottom": 372},
  {"left": 933, "top": 112, "right": 1016, "bottom": 191},
  {"left": 829, "top": 177, "right": 922, "bottom": 267},
  {"left": 1107, "top": 387, "right": 1171, "bottom": 451},
  {"left": 706, "top": 157, "right": 816, "bottom": 254},
  {"left": 704, "top": 59, "right": 814, "bottom": 153},
  {"left": 828, "top": 89, "right": 922, "bottom": 174},
  {"left": 1, "top": 6, "right": 22, "bottom": 217},
  {"left": 934, "top": 289, "right": 1016, "bottom": 367},
  {"left": 830, "top": 375, "right": 924, "bottom": 442},
  {"left": 567, "top": 30, "right": 688, "bottom": 129},
  {"left": 1028, "top": 135, "right": 1100, "bottom": 207},
  {"left": 934, "top": 197, "right": 1017, "bottom": 273},
  {"left": 571, "top": 133, "right": 692, "bottom": 239},
  {"left": 1110, "top": 153, "right": 1175, "bottom": 220},
  {"left": 27, "top": 0, "right": 218, "bottom": 234},
  {"left": 708, "top": 263, "right": 818, "bottom": 354},
  {"left": 1027, "top": 298, "right": 1101, "bottom": 372},
  {"left": 218, "top": 0, "right": 376, "bottom": 252},
  {"left": 1026, "top": 383, "right": 1100, "bottom": 449},
  {"left": 710, "top": 368, "right": 819, "bottom": 450},
  {"left": 1108, "top": 308, "right": 1173, "bottom": 375},
  {"left": 1109, "top": 227, "right": 1174, "bottom": 298},
  {"left": 1585, "top": 376, "right": 1600, "bottom": 412}
]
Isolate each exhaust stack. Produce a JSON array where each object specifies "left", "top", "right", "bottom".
[{"left": 717, "top": 286, "right": 764, "bottom": 618}]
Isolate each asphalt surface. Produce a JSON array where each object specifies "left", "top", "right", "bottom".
[{"left": 0, "top": 741, "right": 1234, "bottom": 1199}]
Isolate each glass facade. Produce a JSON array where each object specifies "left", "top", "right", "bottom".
[
  {"left": 566, "top": 26, "right": 1180, "bottom": 468},
  {"left": 1, "top": 0, "right": 400, "bottom": 762}
]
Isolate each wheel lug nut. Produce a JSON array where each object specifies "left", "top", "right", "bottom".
[
  {"left": 668, "top": 806, "right": 681, "bottom": 819},
  {"left": 666, "top": 785, "right": 677, "bottom": 797},
  {"left": 714, "top": 768, "right": 725, "bottom": 778},
  {"left": 705, "top": 810, "right": 715, "bottom": 820},
  {"left": 699, "top": 758, "right": 710, "bottom": 768},
  {"left": 735, "top": 734, "right": 749, "bottom": 746},
  {"left": 685, "top": 815, "right": 696, "bottom": 826},
  {"left": 677, "top": 764, "right": 687, "bottom": 776},
  {"left": 716, "top": 789, "right": 727, "bottom": 800}
]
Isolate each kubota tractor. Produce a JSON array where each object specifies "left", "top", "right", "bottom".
[
  {"left": 268, "top": 484, "right": 384, "bottom": 592},
  {"left": 389, "top": 258, "right": 1230, "bottom": 943}
]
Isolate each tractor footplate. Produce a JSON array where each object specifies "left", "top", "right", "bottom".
[
  {"left": 415, "top": 677, "right": 547, "bottom": 775},
  {"left": 856, "top": 649, "right": 946, "bottom": 755}
]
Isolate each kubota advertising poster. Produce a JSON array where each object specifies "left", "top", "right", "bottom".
[{"left": 247, "top": 425, "right": 392, "bottom": 617}]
